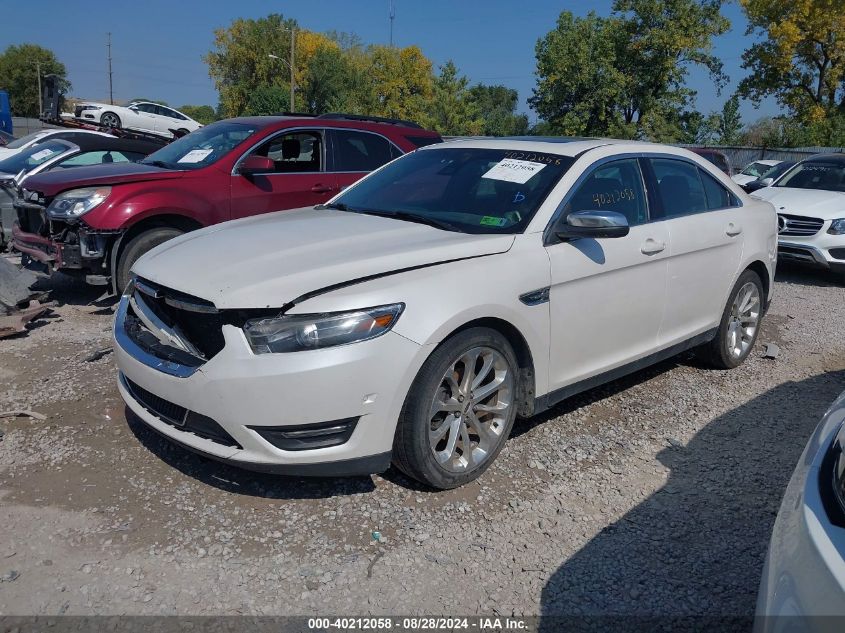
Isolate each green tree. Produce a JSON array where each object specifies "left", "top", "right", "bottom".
[
  {"left": 423, "top": 61, "right": 483, "bottom": 135},
  {"left": 531, "top": 1, "right": 729, "bottom": 139},
  {"left": 243, "top": 85, "right": 291, "bottom": 116},
  {"left": 468, "top": 84, "right": 529, "bottom": 136},
  {"left": 0, "top": 44, "right": 69, "bottom": 116},
  {"left": 739, "top": 0, "right": 845, "bottom": 123},
  {"left": 179, "top": 104, "right": 218, "bottom": 124},
  {"left": 364, "top": 45, "right": 434, "bottom": 122},
  {"left": 301, "top": 45, "right": 367, "bottom": 114},
  {"left": 717, "top": 94, "right": 743, "bottom": 144}
]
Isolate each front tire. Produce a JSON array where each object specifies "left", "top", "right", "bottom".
[
  {"left": 393, "top": 327, "right": 519, "bottom": 489},
  {"left": 698, "top": 270, "right": 764, "bottom": 369},
  {"left": 115, "top": 227, "right": 184, "bottom": 292},
  {"left": 100, "top": 112, "right": 121, "bottom": 128}
]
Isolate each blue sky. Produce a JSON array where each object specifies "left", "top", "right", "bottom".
[{"left": 3, "top": 0, "right": 778, "bottom": 123}]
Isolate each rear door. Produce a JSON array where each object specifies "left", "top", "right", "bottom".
[
  {"left": 230, "top": 128, "right": 337, "bottom": 219},
  {"left": 645, "top": 156, "right": 745, "bottom": 345},
  {"left": 327, "top": 129, "right": 402, "bottom": 192}
]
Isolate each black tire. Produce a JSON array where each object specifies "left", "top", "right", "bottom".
[
  {"left": 393, "top": 327, "right": 519, "bottom": 489},
  {"left": 115, "top": 227, "right": 183, "bottom": 292},
  {"left": 101, "top": 112, "right": 121, "bottom": 128},
  {"left": 697, "top": 269, "right": 764, "bottom": 369}
]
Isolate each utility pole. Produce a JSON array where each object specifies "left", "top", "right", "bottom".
[
  {"left": 107, "top": 32, "right": 114, "bottom": 105},
  {"left": 389, "top": 0, "right": 395, "bottom": 47},
  {"left": 35, "top": 60, "right": 42, "bottom": 117},
  {"left": 289, "top": 28, "right": 295, "bottom": 112}
]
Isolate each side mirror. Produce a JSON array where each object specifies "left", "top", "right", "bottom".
[
  {"left": 556, "top": 210, "right": 630, "bottom": 240},
  {"left": 760, "top": 177, "right": 774, "bottom": 186},
  {"left": 238, "top": 155, "right": 274, "bottom": 176}
]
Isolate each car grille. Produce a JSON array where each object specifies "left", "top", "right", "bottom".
[
  {"left": 127, "top": 277, "right": 226, "bottom": 361},
  {"left": 778, "top": 244, "right": 820, "bottom": 264},
  {"left": 123, "top": 375, "right": 241, "bottom": 448},
  {"left": 778, "top": 213, "right": 824, "bottom": 236}
]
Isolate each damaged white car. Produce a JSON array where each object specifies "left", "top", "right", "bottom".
[{"left": 114, "top": 138, "right": 777, "bottom": 489}]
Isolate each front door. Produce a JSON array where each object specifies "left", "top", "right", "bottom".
[
  {"left": 230, "top": 129, "right": 338, "bottom": 219},
  {"left": 546, "top": 157, "right": 670, "bottom": 391}
]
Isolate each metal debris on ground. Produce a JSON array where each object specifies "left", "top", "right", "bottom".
[
  {"left": 762, "top": 342, "right": 781, "bottom": 359},
  {"left": 85, "top": 347, "right": 113, "bottom": 363},
  {"left": 0, "top": 257, "right": 54, "bottom": 338},
  {"left": 0, "top": 410, "right": 47, "bottom": 421}
]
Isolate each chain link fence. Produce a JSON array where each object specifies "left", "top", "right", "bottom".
[{"left": 677, "top": 144, "right": 845, "bottom": 171}]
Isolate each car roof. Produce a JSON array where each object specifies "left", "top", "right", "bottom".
[
  {"left": 66, "top": 132, "right": 163, "bottom": 155},
  {"left": 424, "top": 137, "right": 669, "bottom": 158},
  {"left": 805, "top": 153, "right": 845, "bottom": 164},
  {"left": 220, "top": 115, "right": 438, "bottom": 135}
]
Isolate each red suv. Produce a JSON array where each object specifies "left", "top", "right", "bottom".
[{"left": 12, "top": 114, "right": 441, "bottom": 291}]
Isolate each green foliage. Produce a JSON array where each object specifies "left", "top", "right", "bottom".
[
  {"left": 179, "top": 104, "right": 218, "bottom": 125},
  {"left": 0, "top": 44, "right": 69, "bottom": 116},
  {"left": 243, "top": 85, "right": 291, "bottom": 116},
  {"left": 469, "top": 85, "right": 529, "bottom": 136},
  {"left": 424, "top": 61, "right": 483, "bottom": 136},
  {"left": 301, "top": 45, "right": 367, "bottom": 114},
  {"left": 717, "top": 94, "right": 743, "bottom": 144}
]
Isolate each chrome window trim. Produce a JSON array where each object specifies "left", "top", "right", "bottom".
[{"left": 543, "top": 151, "right": 744, "bottom": 246}]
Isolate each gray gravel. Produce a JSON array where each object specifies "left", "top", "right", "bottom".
[{"left": 0, "top": 264, "right": 843, "bottom": 616}]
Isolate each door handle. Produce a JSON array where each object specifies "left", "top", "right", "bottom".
[
  {"left": 641, "top": 238, "right": 666, "bottom": 255},
  {"left": 726, "top": 222, "right": 742, "bottom": 236},
  {"left": 311, "top": 184, "right": 333, "bottom": 193}
]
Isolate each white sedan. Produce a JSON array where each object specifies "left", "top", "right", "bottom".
[
  {"left": 113, "top": 138, "right": 776, "bottom": 489},
  {"left": 74, "top": 101, "right": 201, "bottom": 138},
  {"left": 733, "top": 159, "right": 783, "bottom": 186},
  {"left": 752, "top": 154, "right": 845, "bottom": 280},
  {"left": 755, "top": 388, "right": 845, "bottom": 630}
]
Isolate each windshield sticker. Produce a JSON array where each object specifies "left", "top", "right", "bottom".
[
  {"left": 30, "top": 149, "right": 56, "bottom": 161},
  {"left": 177, "top": 148, "right": 214, "bottom": 164},
  {"left": 480, "top": 216, "right": 507, "bottom": 227},
  {"left": 482, "top": 158, "right": 546, "bottom": 184}
]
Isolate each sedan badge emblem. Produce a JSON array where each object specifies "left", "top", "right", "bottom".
[{"left": 777, "top": 215, "right": 787, "bottom": 233}]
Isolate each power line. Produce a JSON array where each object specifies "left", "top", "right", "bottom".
[{"left": 107, "top": 32, "right": 113, "bottom": 105}]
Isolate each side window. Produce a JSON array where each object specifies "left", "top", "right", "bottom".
[
  {"left": 699, "top": 168, "right": 739, "bottom": 210},
  {"left": 331, "top": 130, "right": 394, "bottom": 172},
  {"left": 250, "top": 131, "right": 323, "bottom": 173},
  {"left": 134, "top": 103, "right": 154, "bottom": 114},
  {"left": 564, "top": 158, "right": 648, "bottom": 226},
  {"left": 57, "top": 150, "right": 135, "bottom": 168},
  {"left": 649, "top": 158, "right": 708, "bottom": 219}
]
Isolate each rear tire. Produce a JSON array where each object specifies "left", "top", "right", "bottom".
[
  {"left": 101, "top": 112, "right": 121, "bottom": 128},
  {"left": 698, "top": 269, "right": 764, "bottom": 369},
  {"left": 392, "top": 327, "right": 519, "bottom": 489},
  {"left": 115, "top": 227, "right": 183, "bottom": 292}
]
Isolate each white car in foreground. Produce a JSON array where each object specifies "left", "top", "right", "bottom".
[
  {"left": 753, "top": 154, "right": 845, "bottom": 280},
  {"left": 755, "top": 389, "right": 845, "bottom": 630},
  {"left": 733, "top": 159, "right": 782, "bottom": 186},
  {"left": 74, "top": 101, "right": 201, "bottom": 138},
  {"left": 0, "top": 128, "right": 113, "bottom": 160},
  {"left": 114, "top": 138, "right": 777, "bottom": 489}
]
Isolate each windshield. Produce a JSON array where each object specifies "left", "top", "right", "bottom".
[
  {"left": 0, "top": 140, "right": 71, "bottom": 175},
  {"left": 760, "top": 162, "right": 792, "bottom": 181},
  {"left": 741, "top": 161, "right": 774, "bottom": 177},
  {"left": 328, "top": 147, "right": 574, "bottom": 234},
  {"left": 776, "top": 160, "right": 845, "bottom": 192},
  {"left": 5, "top": 131, "right": 49, "bottom": 150},
  {"left": 140, "top": 121, "right": 258, "bottom": 170}
]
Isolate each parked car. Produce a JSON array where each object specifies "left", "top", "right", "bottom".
[
  {"left": 690, "top": 147, "right": 733, "bottom": 176},
  {"left": 742, "top": 161, "right": 796, "bottom": 194},
  {"left": 752, "top": 154, "right": 845, "bottom": 279},
  {"left": 74, "top": 101, "right": 202, "bottom": 138},
  {"left": 113, "top": 138, "right": 776, "bottom": 489},
  {"left": 0, "top": 128, "right": 114, "bottom": 160},
  {"left": 732, "top": 159, "right": 782, "bottom": 186},
  {"left": 755, "top": 388, "right": 845, "bottom": 630},
  {"left": 11, "top": 114, "right": 442, "bottom": 290},
  {"left": 0, "top": 130, "right": 14, "bottom": 147},
  {"left": 0, "top": 133, "right": 163, "bottom": 250}
]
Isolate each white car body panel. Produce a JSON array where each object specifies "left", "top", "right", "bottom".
[
  {"left": 115, "top": 138, "right": 777, "bottom": 474},
  {"left": 755, "top": 389, "right": 845, "bottom": 631},
  {"left": 733, "top": 160, "right": 782, "bottom": 186},
  {"left": 76, "top": 101, "right": 201, "bottom": 138},
  {"left": 0, "top": 129, "right": 112, "bottom": 160}
]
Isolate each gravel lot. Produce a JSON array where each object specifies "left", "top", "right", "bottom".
[{"left": 0, "top": 262, "right": 843, "bottom": 618}]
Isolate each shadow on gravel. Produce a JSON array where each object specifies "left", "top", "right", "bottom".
[
  {"left": 539, "top": 369, "right": 845, "bottom": 622},
  {"left": 30, "top": 271, "right": 109, "bottom": 307},
  {"left": 126, "top": 409, "right": 377, "bottom": 499},
  {"left": 775, "top": 262, "right": 845, "bottom": 288}
]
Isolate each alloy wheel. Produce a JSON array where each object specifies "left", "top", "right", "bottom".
[
  {"left": 101, "top": 113, "right": 119, "bottom": 128},
  {"left": 726, "top": 281, "right": 761, "bottom": 359},
  {"left": 428, "top": 346, "right": 513, "bottom": 473}
]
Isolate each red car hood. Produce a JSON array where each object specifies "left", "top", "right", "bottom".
[{"left": 21, "top": 162, "right": 186, "bottom": 197}]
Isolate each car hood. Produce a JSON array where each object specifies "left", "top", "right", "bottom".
[
  {"left": 21, "top": 162, "right": 185, "bottom": 196},
  {"left": 133, "top": 208, "right": 516, "bottom": 309},
  {"left": 752, "top": 187, "right": 845, "bottom": 220}
]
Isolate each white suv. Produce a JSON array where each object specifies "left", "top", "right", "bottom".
[
  {"left": 752, "top": 154, "right": 845, "bottom": 280},
  {"left": 113, "top": 138, "right": 777, "bottom": 489}
]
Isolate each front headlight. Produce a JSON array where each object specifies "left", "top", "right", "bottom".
[
  {"left": 46, "top": 187, "right": 111, "bottom": 219},
  {"left": 243, "top": 303, "right": 404, "bottom": 353},
  {"left": 828, "top": 218, "right": 845, "bottom": 235}
]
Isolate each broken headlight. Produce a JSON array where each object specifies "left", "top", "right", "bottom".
[
  {"left": 828, "top": 219, "right": 845, "bottom": 235},
  {"left": 243, "top": 304, "right": 404, "bottom": 354},
  {"left": 46, "top": 187, "right": 111, "bottom": 219}
]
